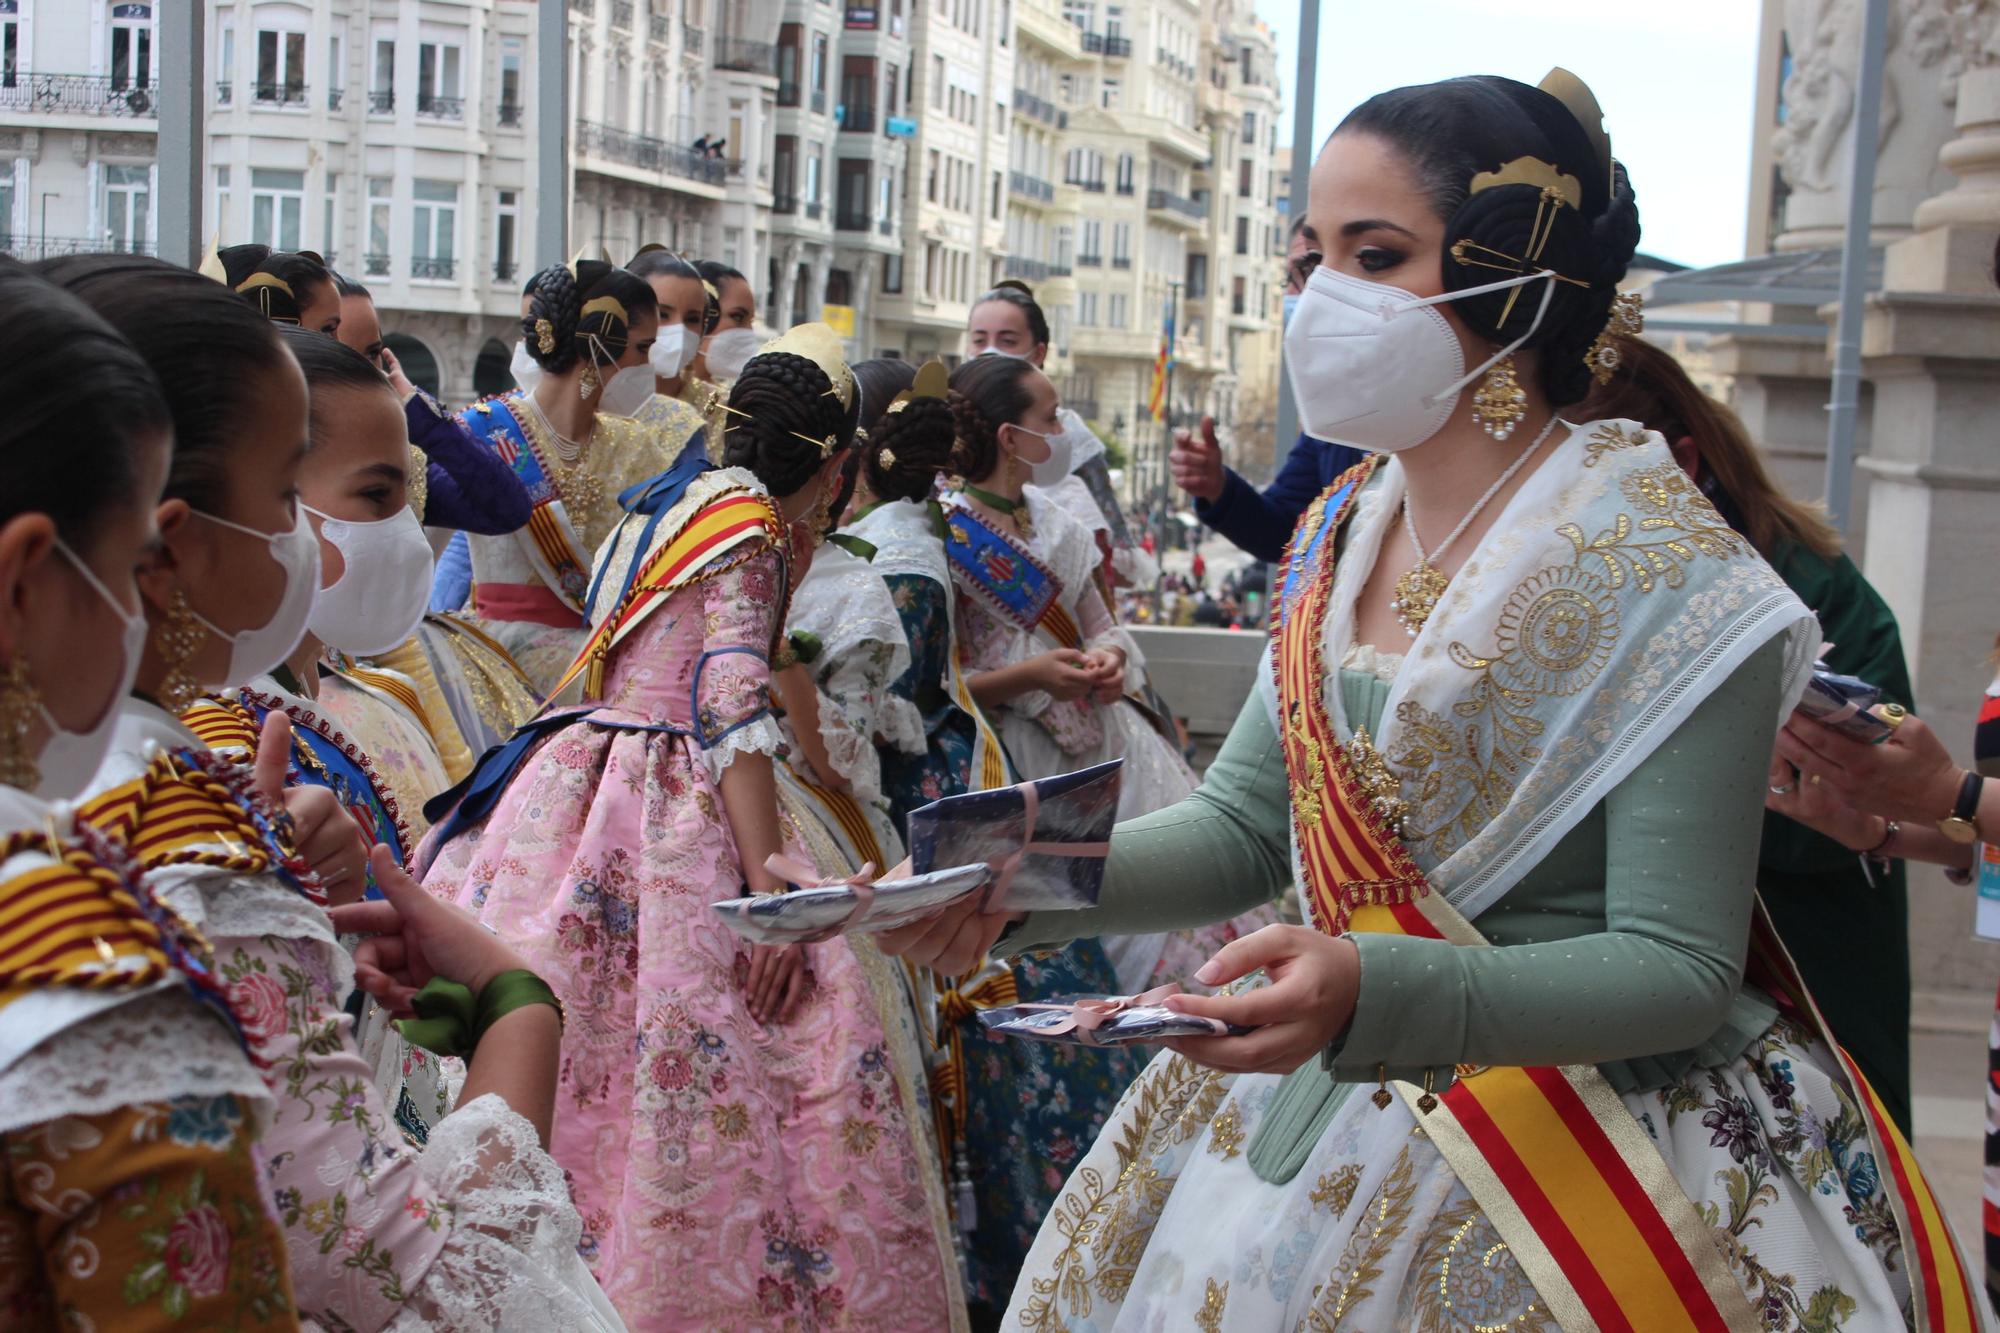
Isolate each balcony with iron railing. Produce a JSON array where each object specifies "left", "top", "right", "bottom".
[
  {"left": 252, "top": 82, "right": 309, "bottom": 107},
  {"left": 714, "top": 36, "right": 776, "bottom": 74},
  {"left": 811, "top": 89, "right": 827, "bottom": 114},
  {"left": 368, "top": 90, "right": 394, "bottom": 114},
  {"left": 878, "top": 217, "right": 894, "bottom": 236},
  {"left": 681, "top": 22, "right": 704, "bottom": 53},
  {"left": 612, "top": 0, "right": 634, "bottom": 29},
  {"left": 1008, "top": 170, "right": 1054, "bottom": 204},
  {"left": 804, "top": 200, "right": 823, "bottom": 220},
  {"left": 772, "top": 192, "right": 798, "bottom": 214},
  {"left": 1147, "top": 188, "right": 1207, "bottom": 223},
  {"left": 836, "top": 209, "right": 870, "bottom": 232},
  {"left": 1004, "top": 255, "right": 1072, "bottom": 282},
  {"left": 411, "top": 256, "right": 456, "bottom": 281},
  {"left": 364, "top": 252, "right": 391, "bottom": 276},
  {"left": 841, "top": 105, "right": 876, "bottom": 133},
  {"left": 1068, "top": 177, "right": 1106, "bottom": 194},
  {"left": 1105, "top": 35, "right": 1132, "bottom": 58},
  {"left": 0, "top": 74, "right": 159, "bottom": 117},
  {"left": 1111, "top": 256, "right": 1132, "bottom": 269},
  {"left": 571, "top": 0, "right": 595, "bottom": 13},
  {"left": 777, "top": 80, "right": 800, "bottom": 107},
  {"left": 494, "top": 259, "right": 519, "bottom": 284},
  {"left": 576, "top": 118, "right": 729, "bottom": 186},
  {"left": 1011, "top": 86, "right": 1066, "bottom": 130},
  {"left": 215, "top": 80, "right": 232, "bottom": 106},
  {"left": 327, "top": 88, "right": 344, "bottom": 111},
  {"left": 498, "top": 101, "right": 523, "bottom": 127},
  {"left": 0, "top": 236, "right": 156, "bottom": 261},
  {"left": 1076, "top": 252, "right": 1102, "bottom": 267},
  {"left": 417, "top": 93, "right": 464, "bottom": 119}
]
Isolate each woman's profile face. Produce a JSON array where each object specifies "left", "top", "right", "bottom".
[
  {"left": 297, "top": 278, "right": 342, "bottom": 337},
  {"left": 647, "top": 273, "right": 708, "bottom": 345},
  {"left": 713, "top": 276, "right": 756, "bottom": 331},
  {"left": 297, "top": 384, "right": 410, "bottom": 590}
]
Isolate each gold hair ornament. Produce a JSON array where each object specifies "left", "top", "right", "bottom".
[
  {"left": 580, "top": 295, "right": 630, "bottom": 329},
  {"left": 534, "top": 318, "right": 556, "bottom": 356},
  {"left": 759, "top": 322, "right": 854, "bottom": 411},
  {"left": 1538, "top": 67, "right": 1613, "bottom": 199},
  {"left": 235, "top": 271, "right": 297, "bottom": 323},
  {"left": 1584, "top": 291, "right": 1646, "bottom": 385},
  {"left": 1456, "top": 156, "right": 1591, "bottom": 328}
]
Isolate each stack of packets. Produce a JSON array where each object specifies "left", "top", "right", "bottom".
[
  {"left": 711, "top": 759, "right": 1123, "bottom": 945},
  {"left": 1796, "top": 658, "right": 1901, "bottom": 743},
  {"left": 978, "top": 983, "right": 1256, "bottom": 1047}
]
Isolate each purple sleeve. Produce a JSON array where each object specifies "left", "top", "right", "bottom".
[{"left": 406, "top": 392, "right": 533, "bottom": 534}]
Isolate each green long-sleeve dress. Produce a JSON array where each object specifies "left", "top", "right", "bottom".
[{"left": 995, "top": 642, "right": 1914, "bottom": 1330}]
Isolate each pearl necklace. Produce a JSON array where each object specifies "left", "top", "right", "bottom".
[
  {"left": 523, "top": 394, "right": 591, "bottom": 464},
  {"left": 1390, "top": 414, "right": 1564, "bottom": 638}
]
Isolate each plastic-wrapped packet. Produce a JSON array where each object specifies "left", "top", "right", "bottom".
[
  {"left": 1796, "top": 660, "right": 1900, "bottom": 744},
  {"left": 711, "top": 863, "right": 993, "bottom": 946},
  {"left": 975, "top": 984, "right": 1256, "bottom": 1047},
  {"left": 907, "top": 758, "right": 1122, "bottom": 912}
]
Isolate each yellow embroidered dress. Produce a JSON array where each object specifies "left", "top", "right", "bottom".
[{"left": 0, "top": 783, "right": 296, "bottom": 1331}]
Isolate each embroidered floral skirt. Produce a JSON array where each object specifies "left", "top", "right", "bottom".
[{"left": 1004, "top": 1012, "right": 1914, "bottom": 1331}]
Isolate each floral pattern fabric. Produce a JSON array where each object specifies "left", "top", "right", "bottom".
[
  {"left": 420, "top": 542, "right": 962, "bottom": 1331},
  {"left": 0, "top": 1096, "right": 296, "bottom": 1332},
  {"left": 1004, "top": 1016, "right": 1910, "bottom": 1331}
]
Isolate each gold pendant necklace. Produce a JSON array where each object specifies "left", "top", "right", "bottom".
[{"left": 1387, "top": 413, "right": 1564, "bottom": 639}]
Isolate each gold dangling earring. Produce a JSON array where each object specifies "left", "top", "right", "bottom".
[
  {"left": 154, "top": 588, "right": 208, "bottom": 715},
  {"left": 579, "top": 360, "right": 600, "bottom": 401},
  {"left": 807, "top": 481, "right": 836, "bottom": 548},
  {"left": 0, "top": 656, "right": 42, "bottom": 790},
  {"left": 1470, "top": 354, "right": 1527, "bottom": 441}
]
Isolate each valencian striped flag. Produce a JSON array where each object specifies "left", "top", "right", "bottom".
[{"left": 1147, "top": 301, "right": 1174, "bottom": 421}]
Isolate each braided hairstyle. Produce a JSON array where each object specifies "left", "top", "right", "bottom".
[
  {"left": 1337, "top": 75, "right": 1640, "bottom": 408},
  {"left": 721, "top": 350, "right": 861, "bottom": 498},
  {"left": 946, "top": 354, "right": 1040, "bottom": 484},
  {"left": 217, "top": 244, "right": 335, "bottom": 326},
  {"left": 520, "top": 259, "right": 655, "bottom": 376},
  {"left": 854, "top": 359, "right": 958, "bottom": 504}
]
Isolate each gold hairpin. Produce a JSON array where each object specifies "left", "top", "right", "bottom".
[
  {"left": 1469, "top": 156, "right": 1581, "bottom": 210},
  {"left": 581, "top": 295, "right": 629, "bottom": 328},
  {"left": 787, "top": 430, "right": 838, "bottom": 458}
]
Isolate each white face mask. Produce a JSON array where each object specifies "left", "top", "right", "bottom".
[
  {"left": 978, "top": 345, "right": 1029, "bottom": 360},
  {"left": 1027, "top": 421, "right": 1078, "bottom": 487},
  {"left": 1282, "top": 265, "right": 1558, "bottom": 452},
  {"left": 595, "top": 361, "right": 658, "bottom": 418},
  {"left": 33, "top": 541, "right": 146, "bottom": 800},
  {"left": 650, "top": 324, "right": 700, "bottom": 380},
  {"left": 703, "top": 327, "right": 762, "bottom": 381},
  {"left": 510, "top": 339, "right": 543, "bottom": 396},
  {"left": 187, "top": 507, "right": 322, "bottom": 688},
  {"left": 303, "top": 504, "right": 435, "bottom": 656}
]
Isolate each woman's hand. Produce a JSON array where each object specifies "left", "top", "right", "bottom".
[
  {"left": 1764, "top": 751, "right": 1884, "bottom": 851},
  {"left": 1081, "top": 647, "right": 1126, "bottom": 705},
  {"left": 1032, "top": 649, "right": 1098, "bottom": 702},
  {"left": 743, "top": 943, "right": 810, "bottom": 1024},
  {"left": 328, "top": 846, "right": 531, "bottom": 1014},
  {"left": 874, "top": 889, "right": 1023, "bottom": 975},
  {"left": 1776, "top": 712, "right": 1965, "bottom": 825},
  {"left": 1159, "top": 925, "right": 1361, "bottom": 1075},
  {"left": 244, "top": 711, "right": 372, "bottom": 905}
]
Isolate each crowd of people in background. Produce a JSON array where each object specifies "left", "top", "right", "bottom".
[{"left": 4, "top": 64, "right": 2000, "bottom": 1333}]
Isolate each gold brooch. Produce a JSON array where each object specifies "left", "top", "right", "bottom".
[
  {"left": 878, "top": 446, "right": 897, "bottom": 469},
  {"left": 534, "top": 318, "right": 556, "bottom": 356}
]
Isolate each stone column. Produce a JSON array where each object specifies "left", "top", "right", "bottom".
[{"left": 1856, "top": 51, "right": 2000, "bottom": 997}]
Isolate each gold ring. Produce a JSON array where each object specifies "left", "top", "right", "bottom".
[{"left": 1879, "top": 703, "right": 1907, "bottom": 731}]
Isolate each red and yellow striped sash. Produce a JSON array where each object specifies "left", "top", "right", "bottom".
[
  {"left": 1746, "top": 916, "right": 1981, "bottom": 1331},
  {"left": 553, "top": 490, "right": 783, "bottom": 699},
  {"left": 181, "top": 695, "right": 262, "bottom": 754},
  {"left": 81, "top": 752, "right": 280, "bottom": 878},
  {"left": 1349, "top": 901, "right": 1759, "bottom": 1333},
  {"left": 949, "top": 644, "right": 1009, "bottom": 792},
  {"left": 929, "top": 962, "right": 1020, "bottom": 1161},
  {"left": 0, "top": 831, "right": 168, "bottom": 1006},
  {"left": 522, "top": 502, "right": 589, "bottom": 613},
  {"left": 337, "top": 664, "right": 435, "bottom": 738},
  {"left": 1039, "top": 600, "right": 1083, "bottom": 652},
  {"left": 1275, "top": 465, "right": 1975, "bottom": 1332}
]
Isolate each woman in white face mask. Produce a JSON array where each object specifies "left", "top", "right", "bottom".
[
  {"left": 623, "top": 247, "right": 722, "bottom": 467},
  {"left": 881, "top": 72, "right": 1940, "bottom": 1333},
  {"left": 47, "top": 253, "right": 623, "bottom": 1333},
  {"left": 451, "top": 258, "right": 691, "bottom": 695},
  {"left": 0, "top": 263, "right": 309, "bottom": 1330},
  {"left": 940, "top": 355, "right": 1278, "bottom": 998},
  {"left": 691, "top": 259, "right": 761, "bottom": 386}
]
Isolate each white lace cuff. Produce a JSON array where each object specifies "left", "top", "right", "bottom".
[
  {"left": 698, "top": 713, "right": 787, "bottom": 784},
  {"left": 153, "top": 865, "right": 356, "bottom": 1003},
  {"left": 0, "top": 990, "right": 272, "bottom": 1136},
  {"left": 875, "top": 694, "right": 928, "bottom": 757},
  {"left": 814, "top": 699, "right": 885, "bottom": 804},
  {"left": 387, "top": 1094, "right": 623, "bottom": 1331}
]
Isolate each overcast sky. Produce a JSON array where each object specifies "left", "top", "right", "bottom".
[{"left": 1249, "top": 0, "right": 1764, "bottom": 269}]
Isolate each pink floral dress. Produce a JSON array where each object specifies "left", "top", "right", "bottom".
[{"left": 419, "top": 474, "right": 962, "bottom": 1332}]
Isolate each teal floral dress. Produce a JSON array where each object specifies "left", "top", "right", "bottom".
[{"left": 878, "top": 570, "right": 1146, "bottom": 1316}]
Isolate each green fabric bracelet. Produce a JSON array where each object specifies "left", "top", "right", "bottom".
[
  {"left": 392, "top": 971, "right": 564, "bottom": 1059},
  {"left": 394, "top": 976, "right": 480, "bottom": 1059},
  {"left": 472, "top": 969, "right": 565, "bottom": 1045}
]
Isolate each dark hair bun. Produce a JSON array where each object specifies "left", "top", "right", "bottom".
[
  {"left": 946, "top": 355, "right": 1039, "bottom": 483},
  {"left": 864, "top": 396, "right": 957, "bottom": 503},
  {"left": 721, "top": 350, "right": 859, "bottom": 495},
  {"left": 523, "top": 260, "right": 653, "bottom": 374},
  {"left": 218, "top": 244, "right": 332, "bottom": 325}
]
